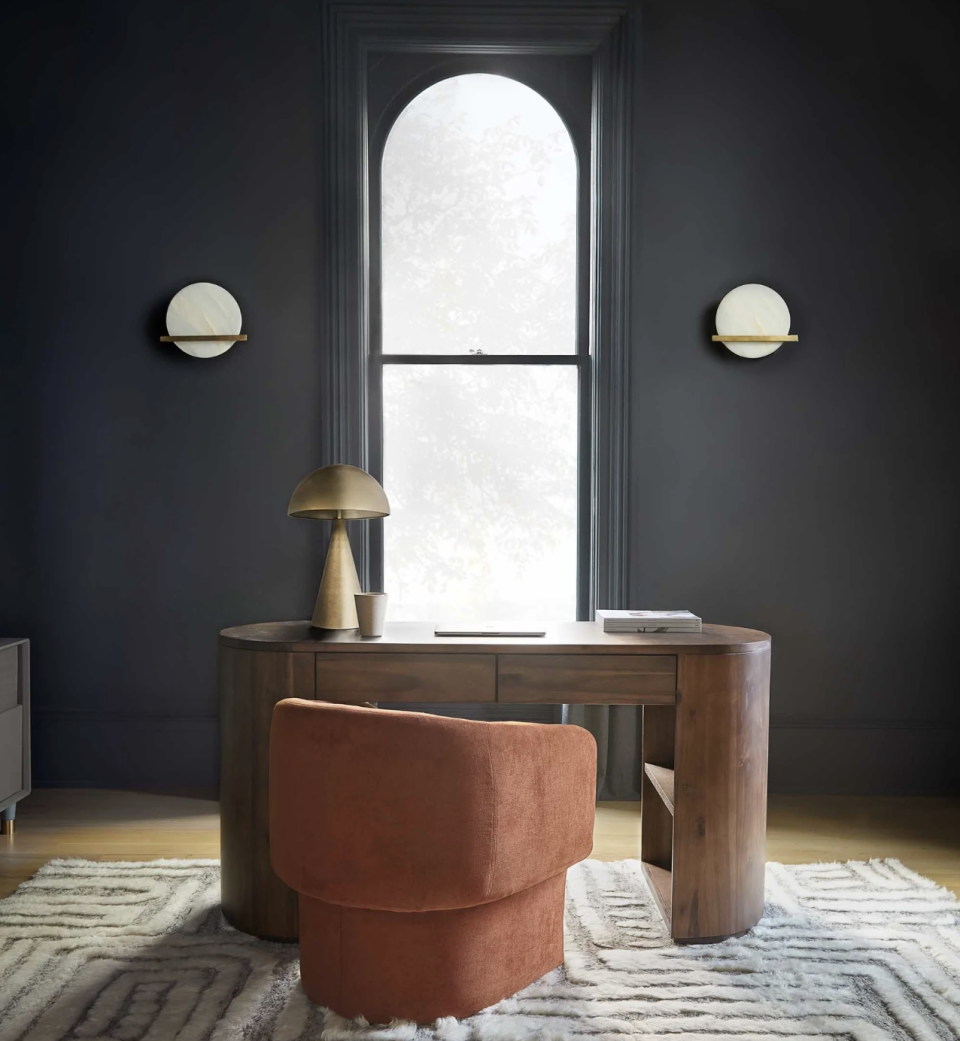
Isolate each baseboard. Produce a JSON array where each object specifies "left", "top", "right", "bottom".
[
  {"left": 769, "top": 722, "right": 960, "bottom": 794},
  {"left": 32, "top": 714, "right": 219, "bottom": 793}
]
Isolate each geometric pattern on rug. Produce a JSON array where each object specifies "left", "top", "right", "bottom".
[{"left": 1, "top": 857, "right": 959, "bottom": 1040}]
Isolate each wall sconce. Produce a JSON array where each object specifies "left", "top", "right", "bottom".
[
  {"left": 159, "top": 282, "right": 247, "bottom": 358},
  {"left": 712, "top": 283, "right": 798, "bottom": 358}
]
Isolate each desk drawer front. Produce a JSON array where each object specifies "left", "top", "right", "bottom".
[
  {"left": 315, "top": 653, "right": 496, "bottom": 703},
  {"left": 499, "top": 654, "right": 677, "bottom": 704}
]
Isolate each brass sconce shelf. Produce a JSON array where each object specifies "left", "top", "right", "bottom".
[
  {"left": 711, "top": 335, "right": 798, "bottom": 342},
  {"left": 160, "top": 334, "right": 248, "bottom": 342}
]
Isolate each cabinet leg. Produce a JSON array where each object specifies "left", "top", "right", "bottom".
[{"left": 1, "top": 803, "right": 15, "bottom": 836}]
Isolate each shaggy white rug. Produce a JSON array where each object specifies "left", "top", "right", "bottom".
[{"left": 1, "top": 858, "right": 959, "bottom": 1040}]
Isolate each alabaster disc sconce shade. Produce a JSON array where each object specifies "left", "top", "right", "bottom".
[
  {"left": 288, "top": 464, "right": 391, "bottom": 630},
  {"left": 712, "top": 284, "right": 798, "bottom": 358},
  {"left": 160, "top": 282, "right": 246, "bottom": 358}
]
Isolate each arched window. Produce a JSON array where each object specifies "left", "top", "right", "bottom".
[{"left": 374, "top": 71, "right": 588, "bottom": 624}]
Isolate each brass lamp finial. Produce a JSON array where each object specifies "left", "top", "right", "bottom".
[{"left": 288, "top": 465, "right": 390, "bottom": 629}]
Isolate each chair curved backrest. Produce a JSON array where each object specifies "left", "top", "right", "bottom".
[{"left": 270, "top": 699, "right": 596, "bottom": 912}]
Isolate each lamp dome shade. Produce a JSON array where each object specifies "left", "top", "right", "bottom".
[{"left": 287, "top": 464, "right": 390, "bottom": 520}]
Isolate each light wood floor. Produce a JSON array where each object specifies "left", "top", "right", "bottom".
[{"left": 1, "top": 790, "right": 958, "bottom": 901}]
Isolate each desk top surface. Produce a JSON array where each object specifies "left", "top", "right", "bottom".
[{"left": 220, "top": 620, "right": 770, "bottom": 655}]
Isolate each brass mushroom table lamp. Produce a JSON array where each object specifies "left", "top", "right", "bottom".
[{"left": 288, "top": 464, "right": 390, "bottom": 630}]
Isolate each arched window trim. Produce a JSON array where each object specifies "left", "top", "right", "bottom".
[{"left": 318, "top": 2, "right": 637, "bottom": 624}]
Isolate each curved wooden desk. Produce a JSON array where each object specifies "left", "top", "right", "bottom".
[{"left": 219, "top": 621, "right": 770, "bottom": 944}]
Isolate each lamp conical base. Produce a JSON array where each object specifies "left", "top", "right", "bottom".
[{"left": 311, "top": 517, "right": 361, "bottom": 629}]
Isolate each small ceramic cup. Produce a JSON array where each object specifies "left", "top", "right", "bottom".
[{"left": 355, "top": 592, "right": 388, "bottom": 638}]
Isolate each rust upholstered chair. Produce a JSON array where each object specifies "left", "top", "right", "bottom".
[{"left": 269, "top": 699, "right": 596, "bottom": 1024}]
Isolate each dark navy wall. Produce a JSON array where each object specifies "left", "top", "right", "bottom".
[
  {"left": 629, "top": 0, "right": 959, "bottom": 792},
  {"left": 0, "top": 0, "right": 957, "bottom": 793},
  {"left": 0, "top": 0, "right": 326, "bottom": 791}
]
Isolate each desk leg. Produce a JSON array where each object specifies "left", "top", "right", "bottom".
[
  {"left": 219, "top": 646, "right": 314, "bottom": 941},
  {"left": 669, "top": 648, "right": 770, "bottom": 943}
]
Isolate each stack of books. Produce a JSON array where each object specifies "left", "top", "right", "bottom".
[{"left": 595, "top": 610, "right": 703, "bottom": 634}]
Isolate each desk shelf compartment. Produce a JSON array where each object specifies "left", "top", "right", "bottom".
[
  {"left": 640, "top": 704, "right": 676, "bottom": 925},
  {"left": 644, "top": 763, "right": 675, "bottom": 815},
  {"left": 641, "top": 862, "right": 673, "bottom": 925}
]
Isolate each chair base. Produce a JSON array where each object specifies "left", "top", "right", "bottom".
[{"left": 299, "top": 871, "right": 566, "bottom": 1024}]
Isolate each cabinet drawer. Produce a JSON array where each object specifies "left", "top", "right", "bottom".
[
  {"left": 0, "top": 645, "right": 19, "bottom": 713},
  {"left": 315, "top": 653, "right": 496, "bottom": 703},
  {"left": 498, "top": 654, "right": 677, "bottom": 704},
  {"left": 0, "top": 706, "right": 23, "bottom": 798}
]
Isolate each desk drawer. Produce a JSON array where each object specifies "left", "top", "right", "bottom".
[
  {"left": 315, "top": 653, "right": 496, "bottom": 703},
  {"left": 498, "top": 654, "right": 677, "bottom": 704}
]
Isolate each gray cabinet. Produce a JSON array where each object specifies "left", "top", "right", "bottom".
[{"left": 0, "top": 638, "right": 30, "bottom": 833}]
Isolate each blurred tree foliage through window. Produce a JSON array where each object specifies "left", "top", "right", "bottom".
[{"left": 381, "top": 74, "right": 579, "bottom": 621}]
